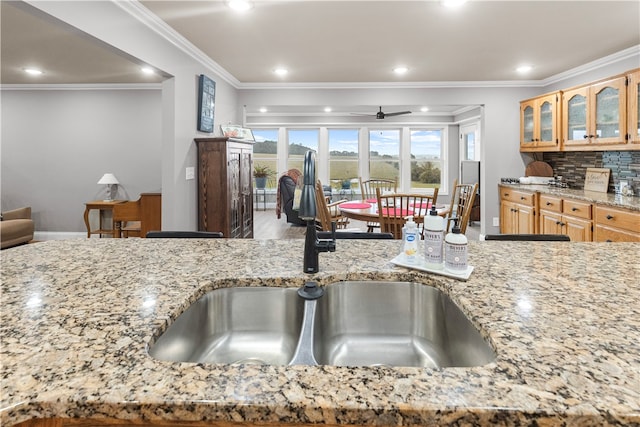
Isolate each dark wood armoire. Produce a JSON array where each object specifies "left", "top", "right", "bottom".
[{"left": 194, "top": 137, "right": 254, "bottom": 238}]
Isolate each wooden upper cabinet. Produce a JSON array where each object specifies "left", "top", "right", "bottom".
[
  {"left": 628, "top": 69, "right": 640, "bottom": 145},
  {"left": 562, "top": 76, "right": 627, "bottom": 149},
  {"left": 520, "top": 92, "right": 560, "bottom": 151}
]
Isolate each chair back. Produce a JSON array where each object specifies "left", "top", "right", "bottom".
[
  {"left": 484, "top": 234, "right": 570, "bottom": 241},
  {"left": 146, "top": 231, "right": 223, "bottom": 238},
  {"left": 314, "top": 180, "right": 350, "bottom": 231},
  {"left": 375, "top": 188, "right": 438, "bottom": 239},
  {"left": 445, "top": 180, "right": 478, "bottom": 234},
  {"left": 359, "top": 178, "right": 397, "bottom": 200}
]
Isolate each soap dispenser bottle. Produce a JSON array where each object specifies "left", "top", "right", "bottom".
[
  {"left": 423, "top": 206, "right": 444, "bottom": 269},
  {"left": 444, "top": 218, "right": 468, "bottom": 272},
  {"left": 402, "top": 216, "right": 419, "bottom": 263}
]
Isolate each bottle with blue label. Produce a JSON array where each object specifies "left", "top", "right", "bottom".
[
  {"left": 402, "top": 216, "right": 419, "bottom": 263},
  {"left": 423, "top": 205, "right": 444, "bottom": 269},
  {"left": 444, "top": 218, "right": 468, "bottom": 272}
]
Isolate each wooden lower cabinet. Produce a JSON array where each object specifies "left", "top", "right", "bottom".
[
  {"left": 499, "top": 186, "right": 536, "bottom": 234},
  {"left": 501, "top": 188, "right": 639, "bottom": 242},
  {"left": 501, "top": 200, "right": 536, "bottom": 234},
  {"left": 594, "top": 205, "right": 640, "bottom": 242}
]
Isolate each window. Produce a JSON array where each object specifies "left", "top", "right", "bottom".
[
  {"left": 369, "top": 130, "right": 400, "bottom": 183},
  {"left": 329, "top": 129, "right": 359, "bottom": 190},
  {"left": 410, "top": 129, "right": 442, "bottom": 190},
  {"left": 252, "top": 129, "right": 278, "bottom": 189},
  {"left": 287, "top": 129, "right": 318, "bottom": 172}
]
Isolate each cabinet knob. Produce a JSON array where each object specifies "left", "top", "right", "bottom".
[
  {"left": 555, "top": 221, "right": 561, "bottom": 225},
  {"left": 546, "top": 202, "right": 552, "bottom": 206},
  {"left": 520, "top": 196, "right": 526, "bottom": 200},
  {"left": 571, "top": 207, "right": 578, "bottom": 212},
  {"left": 606, "top": 215, "right": 614, "bottom": 220},
  {"left": 583, "top": 135, "right": 589, "bottom": 139}
]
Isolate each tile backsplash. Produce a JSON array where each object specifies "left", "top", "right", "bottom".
[{"left": 542, "top": 151, "right": 640, "bottom": 194}]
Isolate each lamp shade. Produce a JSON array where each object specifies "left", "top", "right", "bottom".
[{"left": 97, "top": 173, "right": 119, "bottom": 185}]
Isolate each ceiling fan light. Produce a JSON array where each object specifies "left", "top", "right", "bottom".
[{"left": 393, "top": 66, "right": 408, "bottom": 75}]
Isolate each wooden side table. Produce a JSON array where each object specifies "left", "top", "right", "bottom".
[{"left": 84, "top": 200, "right": 126, "bottom": 238}]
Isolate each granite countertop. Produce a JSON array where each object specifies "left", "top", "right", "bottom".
[
  {"left": 1, "top": 239, "right": 639, "bottom": 426},
  {"left": 498, "top": 183, "right": 640, "bottom": 211}
]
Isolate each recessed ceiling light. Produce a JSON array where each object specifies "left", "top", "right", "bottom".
[
  {"left": 393, "top": 67, "right": 409, "bottom": 75},
  {"left": 420, "top": 107, "right": 430, "bottom": 112},
  {"left": 141, "top": 67, "right": 155, "bottom": 75},
  {"left": 227, "top": 0, "right": 252, "bottom": 12},
  {"left": 324, "top": 107, "right": 332, "bottom": 113},
  {"left": 274, "top": 68, "right": 288, "bottom": 76},
  {"left": 441, "top": 0, "right": 467, "bottom": 8},
  {"left": 517, "top": 65, "right": 533, "bottom": 73},
  {"left": 23, "top": 68, "right": 43, "bottom": 76},
  {"left": 259, "top": 107, "right": 268, "bottom": 113}
]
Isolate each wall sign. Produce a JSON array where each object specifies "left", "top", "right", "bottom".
[
  {"left": 197, "top": 74, "right": 216, "bottom": 133},
  {"left": 584, "top": 168, "right": 610, "bottom": 193}
]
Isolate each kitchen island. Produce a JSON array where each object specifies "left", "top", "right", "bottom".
[{"left": 1, "top": 238, "right": 639, "bottom": 426}]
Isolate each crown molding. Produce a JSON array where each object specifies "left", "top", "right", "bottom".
[
  {"left": 114, "top": 1, "right": 241, "bottom": 88},
  {"left": 235, "top": 80, "right": 543, "bottom": 90},
  {"left": 541, "top": 44, "right": 640, "bottom": 87},
  {"left": 0, "top": 83, "right": 162, "bottom": 91}
]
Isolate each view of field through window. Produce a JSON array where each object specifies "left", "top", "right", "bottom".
[{"left": 252, "top": 127, "right": 443, "bottom": 192}]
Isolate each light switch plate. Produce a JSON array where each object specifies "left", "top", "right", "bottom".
[
  {"left": 186, "top": 167, "right": 195, "bottom": 180},
  {"left": 492, "top": 217, "right": 500, "bottom": 227}
]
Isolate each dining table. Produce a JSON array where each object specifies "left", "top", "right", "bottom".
[{"left": 338, "top": 199, "right": 449, "bottom": 224}]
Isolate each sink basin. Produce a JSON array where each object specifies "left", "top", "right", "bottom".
[
  {"left": 148, "top": 282, "right": 495, "bottom": 368},
  {"left": 312, "top": 281, "right": 496, "bottom": 367},
  {"left": 148, "top": 287, "right": 303, "bottom": 365}
]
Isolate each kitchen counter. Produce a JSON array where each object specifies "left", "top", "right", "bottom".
[
  {"left": 499, "top": 183, "right": 640, "bottom": 211},
  {"left": 1, "top": 238, "right": 639, "bottom": 426}
]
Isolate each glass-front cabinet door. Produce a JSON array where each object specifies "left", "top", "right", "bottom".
[
  {"left": 591, "top": 77, "right": 626, "bottom": 145},
  {"left": 536, "top": 92, "right": 559, "bottom": 148},
  {"left": 520, "top": 100, "right": 535, "bottom": 148},
  {"left": 628, "top": 69, "right": 640, "bottom": 145},
  {"left": 562, "top": 77, "right": 626, "bottom": 147},
  {"left": 562, "top": 86, "right": 589, "bottom": 146},
  {"left": 519, "top": 92, "right": 559, "bottom": 151}
]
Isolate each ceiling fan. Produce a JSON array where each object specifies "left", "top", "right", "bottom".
[{"left": 351, "top": 106, "right": 412, "bottom": 119}]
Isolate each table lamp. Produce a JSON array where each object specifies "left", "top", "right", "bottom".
[{"left": 97, "top": 173, "right": 119, "bottom": 201}]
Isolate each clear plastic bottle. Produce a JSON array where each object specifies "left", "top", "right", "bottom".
[
  {"left": 402, "top": 216, "right": 419, "bottom": 263},
  {"left": 444, "top": 219, "right": 468, "bottom": 272},
  {"left": 423, "top": 206, "right": 444, "bottom": 269}
]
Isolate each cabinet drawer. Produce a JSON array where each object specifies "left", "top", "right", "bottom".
[
  {"left": 594, "top": 225, "right": 640, "bottom": 242},
  {"left": 562, "top": 199, "right": 592, "bottom": 220},
  {"left": 500, "top": 188, "right": 535, "bottom": 206},
  {"left": 539, "top": 194, "right": 562, "bottom": 213},
  {"left": 595, "top": 206, "right": 640, "bottom": 233}
]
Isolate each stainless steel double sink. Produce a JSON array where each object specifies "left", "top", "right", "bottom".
[{"left": 148, "top": 281, "right": 496, "bottom": 368}]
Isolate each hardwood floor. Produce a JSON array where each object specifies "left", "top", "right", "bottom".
[{"left": 252, "top": 209, "right": 480, "bottom": 240}]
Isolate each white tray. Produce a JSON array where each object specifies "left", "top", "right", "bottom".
[{"left": 390, "top": 255, "right": 474, "bottom": 281}]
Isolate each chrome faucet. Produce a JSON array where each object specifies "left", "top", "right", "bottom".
[{"left": 298, "top": 150, "right": 336, "bottom": 274}]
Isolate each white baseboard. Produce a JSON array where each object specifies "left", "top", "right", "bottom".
[{"left": 34, "top": 231, "right": 86, "bottom": 241}]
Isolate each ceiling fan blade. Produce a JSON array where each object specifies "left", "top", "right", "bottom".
[{"left": 382, "top": 111, "right": 412, "bottom": 117}]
